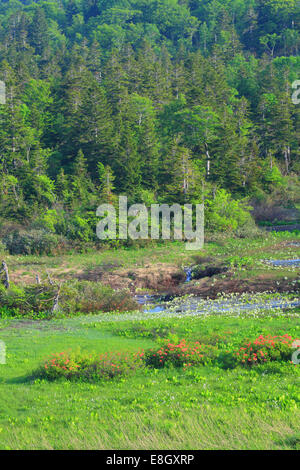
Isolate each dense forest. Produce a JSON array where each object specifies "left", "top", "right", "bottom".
[{"left": 0, "top": 0, "right": 299, "bottom": 250}]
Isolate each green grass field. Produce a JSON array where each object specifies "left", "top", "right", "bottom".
[{"left": 0, "top": 309, "right": 300, "bottom": 450}]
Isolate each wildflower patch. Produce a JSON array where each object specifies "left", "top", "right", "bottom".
[
  {"left": 36, "top": 333, "right": 299, "bottom": 383},
  {"left": 233, "top": 335, "right": 296, "bottom": 367},
  {"left": 39, "top": 350, "right": 145, "bottom": 381},
  {"left": 144, "top": 339, "right": 218, "bottom": 369}
]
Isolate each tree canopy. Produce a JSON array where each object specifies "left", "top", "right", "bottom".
[{"left": 0, "top": 0, "right": 299, "bottom": 240}]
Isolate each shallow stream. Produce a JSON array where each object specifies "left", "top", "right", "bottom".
[{"left": 136, "top": 258, "right": 300, "bottom": 316}]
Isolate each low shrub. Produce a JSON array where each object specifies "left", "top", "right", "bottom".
[
  {"left": 0, "top": 280, "right": 139, "bottom": 317},
  {"left": 0, "top": 283, "right": 57, "bottom": 316},
  {"left": 3, "top": 229, "right": 62, "bottom": 255},
  {"left": 234, "top": 218, "right": 263, "bottom": 239},
  {"left": 113, "top": 325, "right": 175, "bottom": 340},
  {"left": 60, "top": 280, "right": 139, "bottom": 314},
  {"left": 232, "top": 335, "right": 295, "bottom": 367},
  {"left": 38, "top": 349, "right": 145, "bottom": 381},
  {"left": 144, "top": 339, "right": 218, "bottom": 369},
  {"left": 205, "top": 189, "right": 254, "bottom": 234},
  {"left": 36, "top": 332, "right": 299, "bottom": 383}
]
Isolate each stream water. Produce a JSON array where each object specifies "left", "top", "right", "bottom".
[
  {"left": 141, "top": 296, "right": 300, "bottom": 315},
  {"left": 184, "top": 267, "right": 193, "bottom": 283},
  {"left": 266, "top": 259, "right": 300, "bottom": 267},
  {"left": 136, "top": 258, "right": 300, "bottom": 316}
]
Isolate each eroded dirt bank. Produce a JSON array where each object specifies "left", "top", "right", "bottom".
[
  {"left": 78, "top": 263, "right": 300, "bottom": 298},
  {"left": 6, "top": 237, "right": 300, "bottom": 300},
  {"left": 77, "top": 263, "right": 186, "bottom": 293},
  {"left": 169, "top": 275, "right": 300, "bottom": 299}
]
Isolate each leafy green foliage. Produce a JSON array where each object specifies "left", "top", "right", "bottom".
[
  {"left": 0, "top": 0, "right": 298, "bottom": 240},
  {"left": 39, "top": 349, "right": 145, "bottom": 381},
  {"left": 0, "top": 280, "right": 139, "bottom": 317},
  {"left": 205, "top": 189, "right": 254, "bottom": 233},
  {"left": 0, "top": 283, "right": 56, "bottom": 316},
  {"left": 232, "top": 334, "right": 295, "bottom": 367},
  {"left": 144, "top": 339, "right": 218, "bottom": 369},
  {"left": 59, "top": 280, "right": 139, "bottom": 314},
  {"left": 36, "top": 329, "right": 299, "bottom": 382},
  {"left": 3, "top": 229, "right": 61, "bottom": 255}
]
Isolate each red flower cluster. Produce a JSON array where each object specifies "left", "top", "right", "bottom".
[
  {"left": 44, "top": 351, "right": 81, "bottom": 373},
  {"left": 233, "top": 334, "right": 296, "bottom": 367},
  {"left": 42, "top": 349, "right": 145, "bottom": 380},
  {"left": 145, "top": 339, "right": 217, "bottom": 369}
]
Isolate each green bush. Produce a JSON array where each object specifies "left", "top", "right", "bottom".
[
  {"left": 0, "top": 283, "right": 57, "bottom": 316},
  {"left": 56, "top": 214, "right": 95, "bottom": 242},
  {"left": 3, "top": 229, "right": 62, "bottom": 255},
  {"left": 33, "top": 209, "right": 60, "bottom": 233},
  {"left": 234, "top": 218, "right": 263, "bottom": 239},
  {"left": 232, "top": 335, "right": 295, "bottom": 367},
  {"left": 144, "top": 339, "right": 218, "bottom": 369},
  {"left": 60, "top": 280, "right": 139, "bottom": 314},
  {"left": 206, "top": 189, "right": 255, "bottom": 235},
  {"left": 38, "top": 349, "right": 145, "bottom": 382},
  {"left": 217, "top": 351, "right": 239, "bottom": 370},
  {"left": 0, "top": 280, "right": 139, "bottom": 317}
]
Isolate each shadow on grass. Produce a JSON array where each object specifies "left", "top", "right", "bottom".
[
  {"left": 4, "top": 374, "right": 36, "bottom": 385},
  {"left": 276, "top": 434, "right": 300, "bottom": 450}
]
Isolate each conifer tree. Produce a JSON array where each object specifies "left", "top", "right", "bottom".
[{"left": 29, "top": 7, "right": 49, "bottom": 56}]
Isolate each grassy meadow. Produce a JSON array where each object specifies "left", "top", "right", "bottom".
[
  {"left": 0, "top": 310, "right": 300, "bottom": 450},
  {"left": 0, "top": 232, "right": 300, "bottom": 450}
]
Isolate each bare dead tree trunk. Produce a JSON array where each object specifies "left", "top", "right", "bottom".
[
  {"left": 205, "top": 143, "right": 211, "bottom": 179},
  {"left": 1, "top": 261, "right": 9, "bottom": 289},
  {"left": 284, "top": 146, "right": 290, "bottom": 174},
  {"left": 46, "top": 272, "right": 54, "bottom": 285},
  {"left": 51, "top": 284, "right": 61, "bottom": 315}
]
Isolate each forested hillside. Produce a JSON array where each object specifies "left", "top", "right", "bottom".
[{"left": 0, "top": 0, "right": 299, "bottom": 248}]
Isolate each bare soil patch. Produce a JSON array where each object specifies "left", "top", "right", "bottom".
[{"left": 77, "top": 263, "right": 185, "bottom": 293}]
